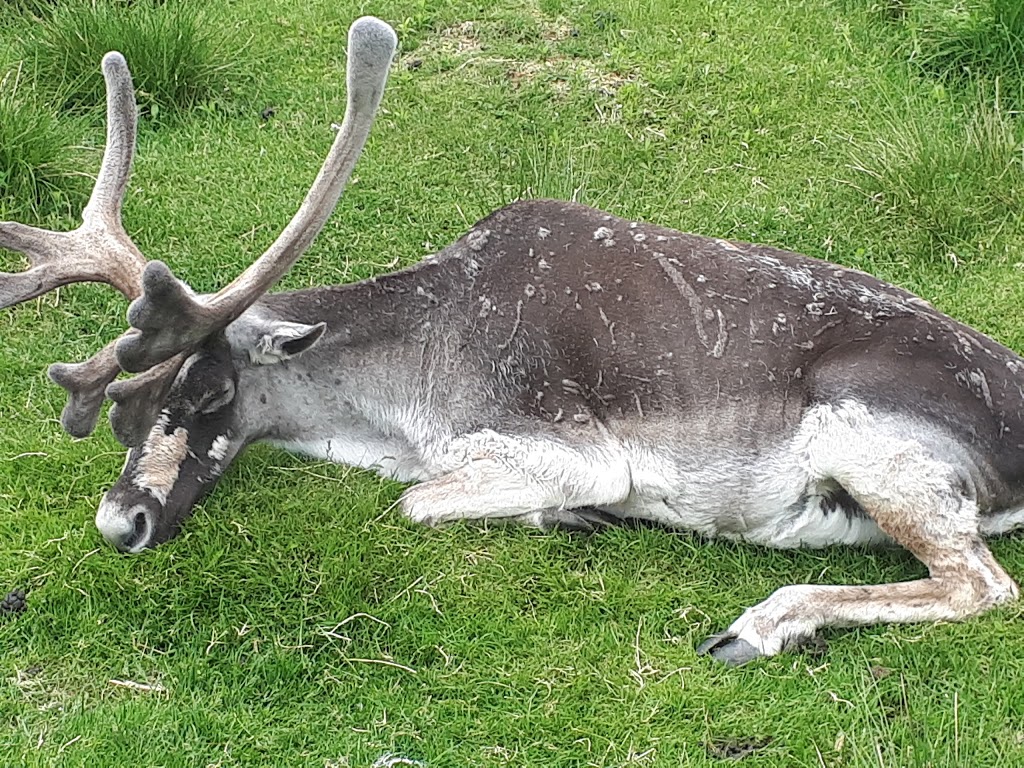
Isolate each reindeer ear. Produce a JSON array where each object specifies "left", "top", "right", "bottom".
[{"left": 242, "top": 320, "right": 326, "bottom": 364}]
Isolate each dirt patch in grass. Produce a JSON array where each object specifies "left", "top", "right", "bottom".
[
  {"left": 403, "top": 16, "right": 642, "bottom": 99},
  {"left": 506, "top": 58, "right": 637, "bottom": 97},
  {"left": 421, "top": 20, "right": 484, "bottom": 57}
]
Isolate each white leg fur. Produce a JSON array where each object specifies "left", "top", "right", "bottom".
[
  {"left": 703, "top": 401, "right": 1020, "bottom": 664},
  {"left": 401, "top": 430, "right": 631, "bottom": 526}
]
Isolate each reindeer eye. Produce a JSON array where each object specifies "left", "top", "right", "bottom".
[{"left": 197, "top": 379, "right": 236, "bottom": 415}]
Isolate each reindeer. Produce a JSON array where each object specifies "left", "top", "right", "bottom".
[{"left": 2, "top": 16, "right": 1023, "bottom": 665}]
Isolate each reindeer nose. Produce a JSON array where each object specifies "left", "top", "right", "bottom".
[{"left": 95, "top": 494, "right": 154, "bottom": 553}]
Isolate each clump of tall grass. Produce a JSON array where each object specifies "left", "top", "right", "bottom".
[
  {"left": 21, "top": 0, "right": 249, "bottom": 120},
  {"left": 848, "top": 96, "right": 1024, "bottom": 262},
  {"left": 2, "top": 0, "right": 171, "bottom": 23},
  {"left": 837, "top": 1, "right": 1024, "bottom": 104},
  {"left": 0, "top": 0, "right": 58, "bottom": 22},
  {"left": 0, "top": 65, "right": 84, "bottom": 223},
  {"left": 912, "top": 0, "right": 1024, "bottom": 84}
]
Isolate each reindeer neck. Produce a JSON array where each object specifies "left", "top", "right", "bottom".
[{"left": 236, "top": 259, "right": 468, "bottom": 479}]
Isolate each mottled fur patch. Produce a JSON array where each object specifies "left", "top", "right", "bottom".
[{"left": 134, "top": 419, "right": 189, "bottom": 504}]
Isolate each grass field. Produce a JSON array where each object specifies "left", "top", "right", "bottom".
[{"left": 2, "top": 0, "right": 1024, "bottom": 765}]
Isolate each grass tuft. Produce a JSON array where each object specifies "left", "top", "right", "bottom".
[
  {"left": 839, "top": 1, "right": 1024, "bottom": 105},
  {"left": 20, "top": 0, "right": 250, "bottom": 120},
  {"left": 0, "top": 64, "right": 84, "bottom": 222},
  {"left": 913, "top": 0, "right": 1024, "bottom": 85},
  {"left": 0, "top": 0, "right": 58, "bottom": 23},
  {"left": 847, "top": 95, "right": 1024, "bottom": 262}
]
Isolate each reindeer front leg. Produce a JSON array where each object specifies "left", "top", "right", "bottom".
[
  {"left": 700, "top": 415, "right": 1020, "bottom": 665},
  {"left": 401, "top": 430, "right": 631, "bottom": 526}
]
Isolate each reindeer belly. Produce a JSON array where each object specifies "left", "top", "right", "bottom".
[
  {"left": 732, "top": 484, "right": 892, "bottom": 548},
  {"left": 606, "top": 443, "right": 892, "bottom": 549}
]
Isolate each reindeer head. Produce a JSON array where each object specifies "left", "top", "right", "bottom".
[{"left": 0, "top": 18, "right": 397, "bottom": 552}]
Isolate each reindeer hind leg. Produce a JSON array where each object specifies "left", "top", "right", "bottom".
[{"left": 700, "top": 403, "right": 1020, "bottom": 665}]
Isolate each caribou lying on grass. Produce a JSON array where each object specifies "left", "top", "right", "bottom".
[{"left": 3, "top": 17, "right": 1024, "bottom": 665}]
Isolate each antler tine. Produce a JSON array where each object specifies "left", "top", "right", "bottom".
[
  {"left": 83, "top": 52, "right": 140, "bottom": 234},
  {"left": 115, "top": 17, "right": 398, "bottom": 373},
  {"left": 47, "top": 343, "right": 122, "bottom": 438},
  {"left": 46, "top": 344, "right": 187, "bottom": 445},
  {"left": 0, "top": 52, "right": 146, "bottom": 308},
  {"left": 106, "top": 352, "right": 188, "bottom": 446}
]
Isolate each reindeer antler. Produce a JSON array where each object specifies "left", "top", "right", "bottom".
[
  {"left": 2, "top": 18, "right": 397, "bottom": 446},
  {"left": 1, "top": 52, "right": 147, "bottom": 437},
  {"left": 115, "top": 17, "right": 398, "bottom": 373},
  {"left": 0, "top": 53, "right": 145, "bottom": 307}
]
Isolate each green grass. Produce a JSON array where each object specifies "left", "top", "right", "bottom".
[
  {"left": 12, "top": 0, "right": 252, "bottom": 120},
  {"left": 3, "top": 0, "right": 1024, "bottom": 765},
  {"left": 0, "top": 64, "right": 86, "bottom": 221},
  {"left": 842, "top": 0, "right": 1024, "bottom": 105},
  {"left": 912, "top": 0, "right": 1024, "bottom": 82},
  {"left": 0, "top": 0, "right": 58, "bottom": 23},
  {"left": 848, "top": 90, "right": 1024, "bottom": 262}
]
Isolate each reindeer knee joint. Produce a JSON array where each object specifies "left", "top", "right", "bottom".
[{"left": 935, "top": 556, "right": 1019, "bottom": 617}]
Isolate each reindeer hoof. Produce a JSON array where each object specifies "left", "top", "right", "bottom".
[{"left": 696, "top": 633, "right": 763, "bottom": 666}]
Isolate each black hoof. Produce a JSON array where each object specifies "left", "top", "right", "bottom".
[{"left": 696, "top": 633, "right": 763, "bottom": 666}]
